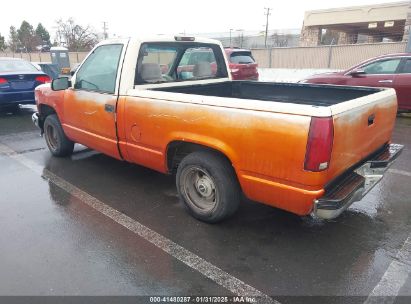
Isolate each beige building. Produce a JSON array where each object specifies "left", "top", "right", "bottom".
[{"left": 300, "top": 1, "right": 411, "bottom": 46}]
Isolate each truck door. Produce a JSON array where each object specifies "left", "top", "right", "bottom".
[{"left": 63, "top": 44, "right": 124, "bottom": 159}]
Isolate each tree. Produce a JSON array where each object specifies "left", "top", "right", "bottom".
[
  {"left": 0, "top": 33, "right": 5, "bottom": 51},
  {"left": 55, "top": 18, "right": 99, "bottom": 51},
  {"left": 8, "top": 26, "right": 20, "bottom": 52},
  {"left": 17, "top": 20, "right": 38, "bottom": 52},
  {"left": 271, "top": 33, "right": 292, "bottom": 47},
  {"left": 35, "top": 23, "right": 51, "bottom": 45}
]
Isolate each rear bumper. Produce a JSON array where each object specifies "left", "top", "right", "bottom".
[
  {"left": 313, "top": 143, "right": 404, "bottom": 219},
  {"left": 0, "top": 91, "right": 35, "bottom": 106}
]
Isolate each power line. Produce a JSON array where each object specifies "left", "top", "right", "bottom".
[{"left": 264, "top": 7, "right": 272, "bottom": 48}]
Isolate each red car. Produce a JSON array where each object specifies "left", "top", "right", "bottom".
[
  {"left": 225, "top": 48, "right": 259, "bottom": 80},
  {"left": 301, "top": 53, "right": 411, "bottom": 111}
]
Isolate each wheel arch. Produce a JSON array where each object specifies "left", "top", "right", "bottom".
[
  {"left": 166, "top": 140, "right": 237, "bottom": 175},
  {"left": 38, "top": 104, "right": 57, "bottom": 130}
]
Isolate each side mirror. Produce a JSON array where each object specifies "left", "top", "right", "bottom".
[
  {"left": 51, "top": 77, "right": 70, "bottom": 91},
  {"left": 348, "top": 69, "right": 366, "bottom": 77}
]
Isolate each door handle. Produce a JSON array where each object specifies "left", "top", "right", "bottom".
[
  {"left": 378, "top": 80, "right": 393, "bottom": 83},
  {"left": 368, "top": 113, "right": 375, "bottom": 126},
  {"left": 104, "top": 104, "right": 115, "bottom": 113}
]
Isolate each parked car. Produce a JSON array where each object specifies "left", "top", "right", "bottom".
[
  {"left": 32, "top": 62, "right": 60, "bottom": 79},
  {"left": 300, "top": 53, "right": 411, "bottom": 111},
  {"left": 176, "top": 47, "right": 218, "bottom": 79},
  {"left": 0, "top": 57, "right": 51, "bottom": 111},
  {"left": 176, "top": 47, "right": 259, "bottom": 81},
  {"left": 225, "top": 48, "right": 259, "bottom": 80},
  {"left": 35, "top": 45, "right": 51, "bottom": 52},
  {"left": 33, "top": 36, "right": 402, "bottom": 223}
]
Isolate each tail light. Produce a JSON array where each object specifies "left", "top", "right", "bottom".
[
  {"left": 304, "top": 117, "right": 334, "bottom": 172},
  {"left": 0, "top": 77, "right": 8, "bottom": 84},
  {"left": 35, "top": 75, "right": 51, "bottom": 83}
]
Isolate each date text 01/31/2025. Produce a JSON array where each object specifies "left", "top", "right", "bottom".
[{"left": 149, "top": 296, "right": 258, "bottom": 303}]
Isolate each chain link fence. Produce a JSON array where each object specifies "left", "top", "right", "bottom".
[
  {"left": 252, "top": 42, "right": 407, "bottom": 69},
  {"left": 0, "top": 42, "right": 407, "bottom": 70},
  {"left": 0, "top": 51, "right": 89, "bottom": 64}
]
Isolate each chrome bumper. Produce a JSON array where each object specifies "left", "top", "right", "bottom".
[
  {"left": 32, "top": 112, "right": 40, "bottom": 128},
  {"left": 313, "top": 143, "right": 404, "bottom": 220}
]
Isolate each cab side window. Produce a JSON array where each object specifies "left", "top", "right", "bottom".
[
  {"left": 74, "top": 44, "right": 123, "bottom": 93},
  {"left": 362, "top": 59, "right": 401, "bottom": 75}
]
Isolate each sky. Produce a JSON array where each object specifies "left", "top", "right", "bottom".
[{"left": 1, "top": 0, "right": 406, "bottom": 40}]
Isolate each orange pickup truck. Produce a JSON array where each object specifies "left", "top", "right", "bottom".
[{"left": 33, "top": 36, "right": 403, "bottom": 223}]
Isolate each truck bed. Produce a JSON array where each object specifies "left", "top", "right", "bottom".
[{"left": 152, "top": 81, "right": 381, "bottom": 107}]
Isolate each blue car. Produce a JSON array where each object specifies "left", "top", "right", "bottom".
[{"left": 0, "top": 57, "right": 51, "bottom": 111}]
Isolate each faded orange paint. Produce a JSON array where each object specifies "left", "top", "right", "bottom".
[
  {"left": 35, "top": 84, "right": 396, "bottom": 217},
  {"left": 326, "top": 96, "right": 397, "bottom": 182},
  {"left": 117, "top": 95, "right": 323, "bottom": 216}
]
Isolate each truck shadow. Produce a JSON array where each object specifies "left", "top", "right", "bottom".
[{"left": 41, "top": 147, "right": 405, "bottom": 297}]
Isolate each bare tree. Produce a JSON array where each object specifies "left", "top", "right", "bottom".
[
  {"left": 55, "top": 18, "right": 99, "bottom": 51},
  {"left": 271, "top": 33, "right": 292, "bottom": 47},
  {"left": 0, "top": 32, "right": 5, "bottom": 51}
]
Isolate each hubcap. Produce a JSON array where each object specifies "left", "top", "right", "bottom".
[
  {"left": 181, "top": 166, "right": 218, "bottom": 211},
  {"left": 196, "top": 176, "right": 214, "bottom": 198},
  {"left": 46, "top": 125, "right": 58, "bottom": 151}
]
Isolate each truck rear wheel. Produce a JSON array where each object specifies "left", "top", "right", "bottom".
[
  {"left": 44, "top": 114, "right": 74, "bottom": 157},
  {"left": 176, "top": 151, "right": 240, "bottom": 223}
]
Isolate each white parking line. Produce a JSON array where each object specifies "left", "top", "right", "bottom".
[
  {"left": 0, "top": 143, "right": 277, "bottom": 304},
  {"left": 364, "top": 236, "right": 411, "bottom": 304},
  {"left": 389, "top": 169, "right": 411, "bottom": 178}
]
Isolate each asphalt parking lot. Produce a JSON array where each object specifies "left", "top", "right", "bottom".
[{"left": 0, "top": 106, "right": 410, "bottom": 304}]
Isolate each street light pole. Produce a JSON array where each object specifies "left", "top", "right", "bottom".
[
  {"left": 264, "top": 7, "right": 272, "bottom": 48},
  {"left": 236, "top": 29, "right": 244, "bottom": 48}
]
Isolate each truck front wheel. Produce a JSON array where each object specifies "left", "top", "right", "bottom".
[
  {"left": 44, "top": 114, "right": 74, "bottom": 157},
  {"left": 176, "top": 151, "right": 240, "bottom": 223}
]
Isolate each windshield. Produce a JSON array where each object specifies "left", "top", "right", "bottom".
[
  {"left": 0, "top": 60, "right": 38, "bottom": 73},
  {"left": 136, "top": 43, "right": 227, "bottom": 85},
  {"left": 229, "top": 52, "right": 255, "bottom": 64}
]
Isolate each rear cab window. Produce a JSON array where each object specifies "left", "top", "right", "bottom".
[
  {"left": 135, "top": 42, "right": 227, "bottom": 85},
  {"left": 229, "top": 52, "right": 255, "bottom": 64}
]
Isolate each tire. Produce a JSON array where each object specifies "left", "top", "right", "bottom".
[
  {"left": 176, "top": 151, "right": 240, "bottom": 223},
  {"left": 43, "top": 114, "right": 74, "bottom": 157}
]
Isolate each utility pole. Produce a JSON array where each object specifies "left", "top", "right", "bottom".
[
  {"left": 103, "top": 22, "right": 108, "bottom": 39},
  {"left": 264, "top": 7, "right": 272, "bottom": 48},
  {"left": 229, "top": 29, "right": 233, "bottom": 47}
]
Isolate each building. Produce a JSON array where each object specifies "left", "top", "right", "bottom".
[{"left": 300, "top": 1, "right": 411, "bottom": 46}]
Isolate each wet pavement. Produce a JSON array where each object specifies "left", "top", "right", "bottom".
[{"left": 0, "top": 106, "right": 410, "bottom": 303}]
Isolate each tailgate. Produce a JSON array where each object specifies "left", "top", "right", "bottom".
[{"left": 327, "top": 88, "right": 397, "bottom": 181}]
